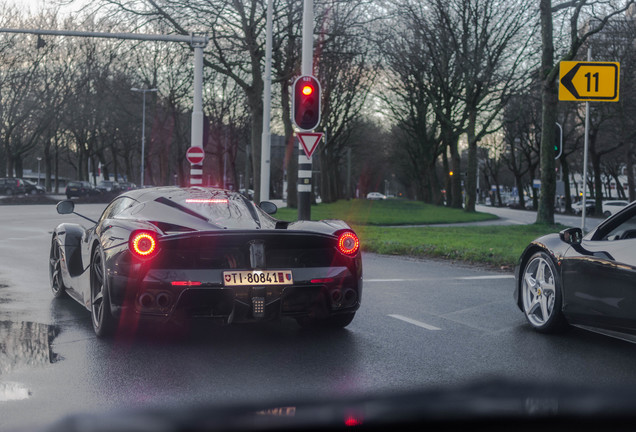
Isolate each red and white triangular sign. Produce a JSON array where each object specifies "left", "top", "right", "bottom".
[{"left": 297, "top": 132, "right": 323, "bottom": 159}]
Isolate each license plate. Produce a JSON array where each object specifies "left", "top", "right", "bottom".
[{"left": 223, "top": 270, "right": 293, "bottom": 286}]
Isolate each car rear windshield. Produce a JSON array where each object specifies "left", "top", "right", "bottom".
[{"left": 154, "top": 191, "right": 266, "bottom": 229}]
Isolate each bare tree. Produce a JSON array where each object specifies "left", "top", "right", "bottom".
[{"left": 537, "top": 0, "right": 634, "bottom": 224}]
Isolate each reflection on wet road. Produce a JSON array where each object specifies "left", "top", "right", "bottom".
[{"left": 0, "top": 321, "right": 60, "bottom": 401}]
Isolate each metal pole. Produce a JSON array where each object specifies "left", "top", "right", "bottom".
[
  {"left": 131, "top": 88, "right": 157, "bottom": 187},
  {"left": 0, "top": 27, "right": 209, "bottom": 189},
  {"left": 581, "top": 46, "right": 591, "bottom": 233},
  {"left": 141, "top": 91, "right": 146, "bottom": 186},
  {"left": 260, "top": 0, "right": 273, "bottom": 201},
  {"left": 298, "top": 0, "right": 314, "bottom": 221},
  {"left": 190, "top": 42, "right": 205, "bottom": 186}
]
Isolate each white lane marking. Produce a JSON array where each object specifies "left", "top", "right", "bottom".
[
  {"left": 457, "top": 275, "right": 514, "bottom": 280},
  {"left": 365, "top": 279, "right": 423, "bottom": 282},
  {"left": 366, "top": 275, "right": 513, "bottom": 283},
  {"left": 388, "top": 314, "right": 441, "bottom": 331}
]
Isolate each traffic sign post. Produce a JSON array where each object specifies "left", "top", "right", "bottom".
[
  {"left": 559, "top": 61, "right": 620, "bottom": 102},
  {"left": 559, "top": 56, "right": 621, "bottom": 233},
  {"left": 186, "top": 146, "right": 205, "bottom": 186},
  {"left": 297, "top": 132, "right": 323, "bottom": 159}
]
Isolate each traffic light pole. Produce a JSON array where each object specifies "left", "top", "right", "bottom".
[
  {"left": 0, "top": 27, "right": 209, "bottom": 187},
  {"left": 298, "top": 0, "right": 314, "bottom": 221}
]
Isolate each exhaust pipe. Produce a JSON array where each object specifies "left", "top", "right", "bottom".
[
  {"left": 343, "top": 289, "right": 357, "bottom": 307},
  {"left": 156, "top": 293, "right": 172, "bottom": 308},
  {"left": 139, "top": 293, "right": 154, "bottom": 308},
  {"left": 330, "top": 289, "right": 343, "bottom": 304}
]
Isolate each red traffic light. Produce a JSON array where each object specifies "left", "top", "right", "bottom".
[{"left": 292, "top": 75, "right": 321, "bottom": 131}]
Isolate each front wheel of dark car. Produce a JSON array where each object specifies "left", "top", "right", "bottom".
[
  {"left": 521, "top": 251, "right": 566, "bottom": 333},
  {"left": 296, "top": 312, "right": 356, "bottom": 329},
  {"left": 90, "top": 247, "right": 117, "bottom": 337},
  {"left": 49, "top": 237, "right": 67, "bottom": 298}
]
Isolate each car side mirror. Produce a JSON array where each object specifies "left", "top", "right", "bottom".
[
  {"left": 560, "top": 227, "right": 582, "bottom": 245},
  {"left": 56, "top": 200, "right": 75, "bottom": 215},
  {"left": 259, "top": 201, "right": 277, "bottom": 215}
]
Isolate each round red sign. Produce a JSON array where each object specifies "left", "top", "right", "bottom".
[{"left": 186, "top": 146, "right": 205, "bottom": 165}]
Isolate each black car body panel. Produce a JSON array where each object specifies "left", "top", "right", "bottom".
[
  {"left": 52, "top": 187, "right": 362, "bottom": 332},
  {"left": 515, "top": 201, "right": 636, "bottom": 340}
]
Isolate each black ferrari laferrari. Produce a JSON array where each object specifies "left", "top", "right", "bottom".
[
  {"left": 49, "top": 187, "right": 362, "bottom": 337},
  {"left": 515, "top": 200, "right": 636, "bottom": 342}
]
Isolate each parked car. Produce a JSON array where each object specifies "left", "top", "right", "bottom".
[
  {"left": 515, "top": 200, "right": 636, "bottom": 342},
  {"left": 602, "top": 200, "right": 629, "bottom": 218},
  {"left": 50, "top": 186, "right": 361, "bottom": 337},
  {"left": 65, "top": 181, "right": 99, "bottom": 199},
  {"left": 0, "top": 177, "right": 26, "bottom": 195},
  {"left": 96, "top": 180, "right": 121, "bottom": 193},
  {"left": 366, "top": 192, "right": 387, "bottom": 200},
  {"left": 572, "top": 200, "right": 595, "bottom": 215},
  {"left": 23, "top": 179, "right": 45, "bottom": 195},
  {"left": 118, "top": 182, "right": 137, "bottom": 191}
]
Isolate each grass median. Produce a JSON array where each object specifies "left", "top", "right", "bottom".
[
  {"left": 355, "top": 224, "right": 564, "bottom": 269},
  {"left": 276, "top": 199, "right": 565, "bottom": 269},
  {"left": 276, "top": 199, "right": 497, "bottom": 225}
]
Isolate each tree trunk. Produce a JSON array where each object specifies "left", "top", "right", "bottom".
[
  {"left": 442, "top": 149, "right": 451, "bottom": 206},
  {"left": 561, "top": 156, "right": 573, "bottom": 213},
  {"left": 449, "top": 139, "right": 462, "bottom": 208},
  {"left": 626, "top": 144, "right": 635, "bottom": 202},
  {"left": 537, "top": 0, "right": 556, "bottom": 224},
  {"left": 465, "top": 110, "right": 477, "bottom": 212}
]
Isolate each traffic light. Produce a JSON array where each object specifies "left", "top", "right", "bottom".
[{"left": 292, "top": 75, "right": 321, "bottom": 131}]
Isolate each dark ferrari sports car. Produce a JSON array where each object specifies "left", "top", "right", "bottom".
[
  {"left": 49, "top": 187, "right": 362, "bottom": 337},
  {"left": 515, "top": 200, "right": 636, "bottom": 342}
]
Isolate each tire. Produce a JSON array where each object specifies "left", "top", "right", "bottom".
[
  {"left": 296, "top": 312, "right": 356, "bottom": 329},
  {"left": 603, "top": 211, "right": 611, "bottom": 218},
  {"left": 90, "top": 247, "right": 117, "bottom": 337},
  {"left": 521, "top": 251, "right": 566, "bottom": 333},
  {"left": 66, "top": 194, "right": 72, "bottom": 199},
  {"left": 49, "top": 237, "right": 67, "bottom": 298}
]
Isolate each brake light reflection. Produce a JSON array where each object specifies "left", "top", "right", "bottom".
[{"left": 185, "top": 198, "right": 229, "bottom": 204}]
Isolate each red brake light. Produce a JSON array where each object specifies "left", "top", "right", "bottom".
[
  {"left": 185, "top": 198, "right": 228, "bottom": 204},
  {"left": 337, "top": 231, "right": 359, "bottom": 256},
  {"left": 171, "top": 281, "right": 202, "bottom": 287},
  {"left": 129, "top": 230, "right": 158, "bottom": 259}
]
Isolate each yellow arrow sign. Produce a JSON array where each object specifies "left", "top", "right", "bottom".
[{"left": 559, "top": 61, "right": 620, "bottom": 102}]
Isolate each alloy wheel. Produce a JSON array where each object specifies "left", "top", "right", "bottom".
[{"left": 522, "top": 255, "right": 557, "bottom": 328}]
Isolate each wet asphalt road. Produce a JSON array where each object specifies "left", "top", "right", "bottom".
[{"left": 2, "top": 203, "right": 636, "bottom": 431}]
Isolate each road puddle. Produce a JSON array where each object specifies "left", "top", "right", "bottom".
[{"left": 0, "top": 321, "right": 61, "bottom": 402}]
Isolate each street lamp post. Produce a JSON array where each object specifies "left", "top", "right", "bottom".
[
  {"left": 36, "top": 157, "right": 42, "bottom": 186},
  {"left": 131, "top": 87, "right": 158, "bottom": 187}
]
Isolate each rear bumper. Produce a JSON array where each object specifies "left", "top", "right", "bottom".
[{"left": 108, "top": 266, "right": 362, "bottom": 324}]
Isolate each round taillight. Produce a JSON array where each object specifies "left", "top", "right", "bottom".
[
  {"left": 130, "top": 231, "right": 158, "bottom": 259},
  {"left": 338, "top": 231, "right": 359, "bottom": 256}
]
